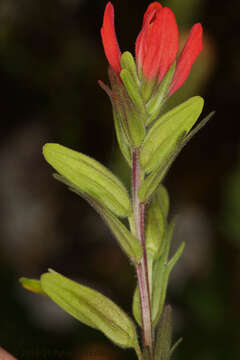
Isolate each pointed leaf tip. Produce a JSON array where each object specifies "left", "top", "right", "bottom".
[{"left": 20, "top": 277, "right": 45, "bottom": 295}]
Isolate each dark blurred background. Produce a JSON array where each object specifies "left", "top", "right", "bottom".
[{"left": 0, "top": 0, "right": 240, "bottom": 359}]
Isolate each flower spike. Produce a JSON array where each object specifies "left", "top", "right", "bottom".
[
  {"left": 100, "top": 1, "right": 204, "bottom": 126},
  {"left": 101, "top": 2, "right": 122, "bottom": 76},
  {"left": 101, "top": 2, "right": 203, "bottom": 98}
]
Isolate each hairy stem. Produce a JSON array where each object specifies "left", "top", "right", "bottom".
[{"left": 132, "top": 149, "right": 153, "bottom": 356}]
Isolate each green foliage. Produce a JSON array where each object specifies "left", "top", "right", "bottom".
[
  {"left": 108, "top": 68, "right": 145, "bottom": 148},
  {"left": 28, "top": 92, "right": 209, "bottom": 360},
  {"left": 154, "top": 306, "right": 173, "bottom": 360},
  {"left": 120, "top": 68, "right": 147, "bottom": 145},
  {"left": 132, "top": 285, "right": 141, "bottom": 327},
  {"left": 152, "top": 221, "right": 185, "bottom": 326},
  {"left": 139, "top": 111, "right": 215, "bottom": 203},
  {"left": 133, "top": 220, "right": 185, "bottom": 327},
  {"left": 146, "top": 63, "right": 176, "bottom": 126},
  {"left": 43, "top": 143, "right": 131, "bottom": 217},
  {"left": 120, "top": 53, "right": 147, "bottom": 123},
  {"left": 121, "top": 52, "right": 139, "bottom": 86},
  {"left": 41, "top": 271, "right": 141, "bottom": 352},
  {"left": 83, "top": 195, "right": 143, "bottom": 265},
  {"left": 145, "top": 185, "right": 170, "bottom": 259},
  {"left": 113, "top": 109, "right": 132, "bottom": 166},
  {"left": 138, "top": 133, "right": 185, "bottom": 203},
  {"left": 154, "top": 305, "right": 182, "bottom": 360}
]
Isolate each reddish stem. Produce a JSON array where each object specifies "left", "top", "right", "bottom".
[{"left": 132, "top": 149, "right": 153, "bottom": 354}]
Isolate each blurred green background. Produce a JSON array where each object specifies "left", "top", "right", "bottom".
[{"left": 0, "top": 0, "right": 240, "bottom": 359}]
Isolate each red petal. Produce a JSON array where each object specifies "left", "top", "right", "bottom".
[
  {"left": 100, "top": 2, "right": 121, "bottom": 76},
  {"left": 169, "top": 23, "right": 203, "bottom": 95}
]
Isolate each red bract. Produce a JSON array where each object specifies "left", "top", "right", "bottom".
[
  {"left": 100, "top": 2, "right": 121, "bottom": 76},
  {"left": 169, "top": 23, "right": 203, "bottom": 95},
  {"left": 135, "top": 3, "right": 178, "bottom": 83},
  {"left": 101, "top": 1, "right": 203, "bottom": 95}
]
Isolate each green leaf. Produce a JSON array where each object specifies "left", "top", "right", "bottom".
[
  {"left": 167, "top": 242, "right": 185, "bottom": 272},
  {"left": 140, "top": 77, "right": 157, "bottom": 103},
  {"left": 140, "top": 96, "right": 204, "bottom": 173},
  {"left": 139, "top": 111, "right": 215, "bottom": 203},
  {"left": 158, "top": 185, "right": 170, "bottom": 218},
  {"left": 98, "top": 78, "right": 133, "bottom": 157},
  {"left": 145, "top": 185, "right": 169, "bottom": 259},
  {"left": 54, "top": 174, "right": 142, "bottom": 264},
  {"left": 146, "top": 63, "right": 176, "bottom": 126},
  {"left": 133, "top": 220, "right": 183, "bottom": 328},
  {"left": 120, "top": 68, "right": 147, "bottom": 143},
  {"left": 154, "top": 305, "right": 173, "bottom": 360},
  {"left": 151, "top": 221, "right": 173, "bottom": 326},
  {"left": 19, "top": 277, "right": 45, "bottom": 295},
  {"left": 41, "top": 272, "right": 140, "bottom": 351},
  {"left": 183, "top": 110, "right": 215, "bottom": 145},
  {"left": 43, "top": 143, "right": 131, "bottom": 218},
  {"left": 113, "top": 109, "right": 132, "bottom": 166},
  {"left": 108, "top": 68, "right": 133, "bottom": 146},
  {"left": 151, "top": 221, "right": 184, "bottom": 326},
  {"left": 152, "top": 242, "right": 185, "bottom": 327},
  {"left": 84, "top": 195, "right": 142, "bottom": 264},
  {"left": 132, "top": 285, "right": 141, "bottom": 327},
  {"left": 119, "top": 68, "right": 146, "bottom": 147},
  {"left": 120, "top": 67, "right": 146, "bottom": 115},
  {"left": 139, "top": 112, "right": 215, "bottom": 203},
  {"left": 109, "top": 68, "right": 145, "bottom": 148}
]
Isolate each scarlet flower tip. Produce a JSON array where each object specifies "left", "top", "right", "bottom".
[
  {"left": 142, "top": 2, "right": 163, "bottom": 26},
  {"left": 101, "top": 1, "right": 121, "bottom": 76},
  {"left": 192, "top": 23, "right": 203, "bottom": 49}
]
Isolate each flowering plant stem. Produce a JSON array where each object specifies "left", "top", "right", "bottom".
[{"left": 132, "top": 149, "right": 153, "bottom": 357}]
